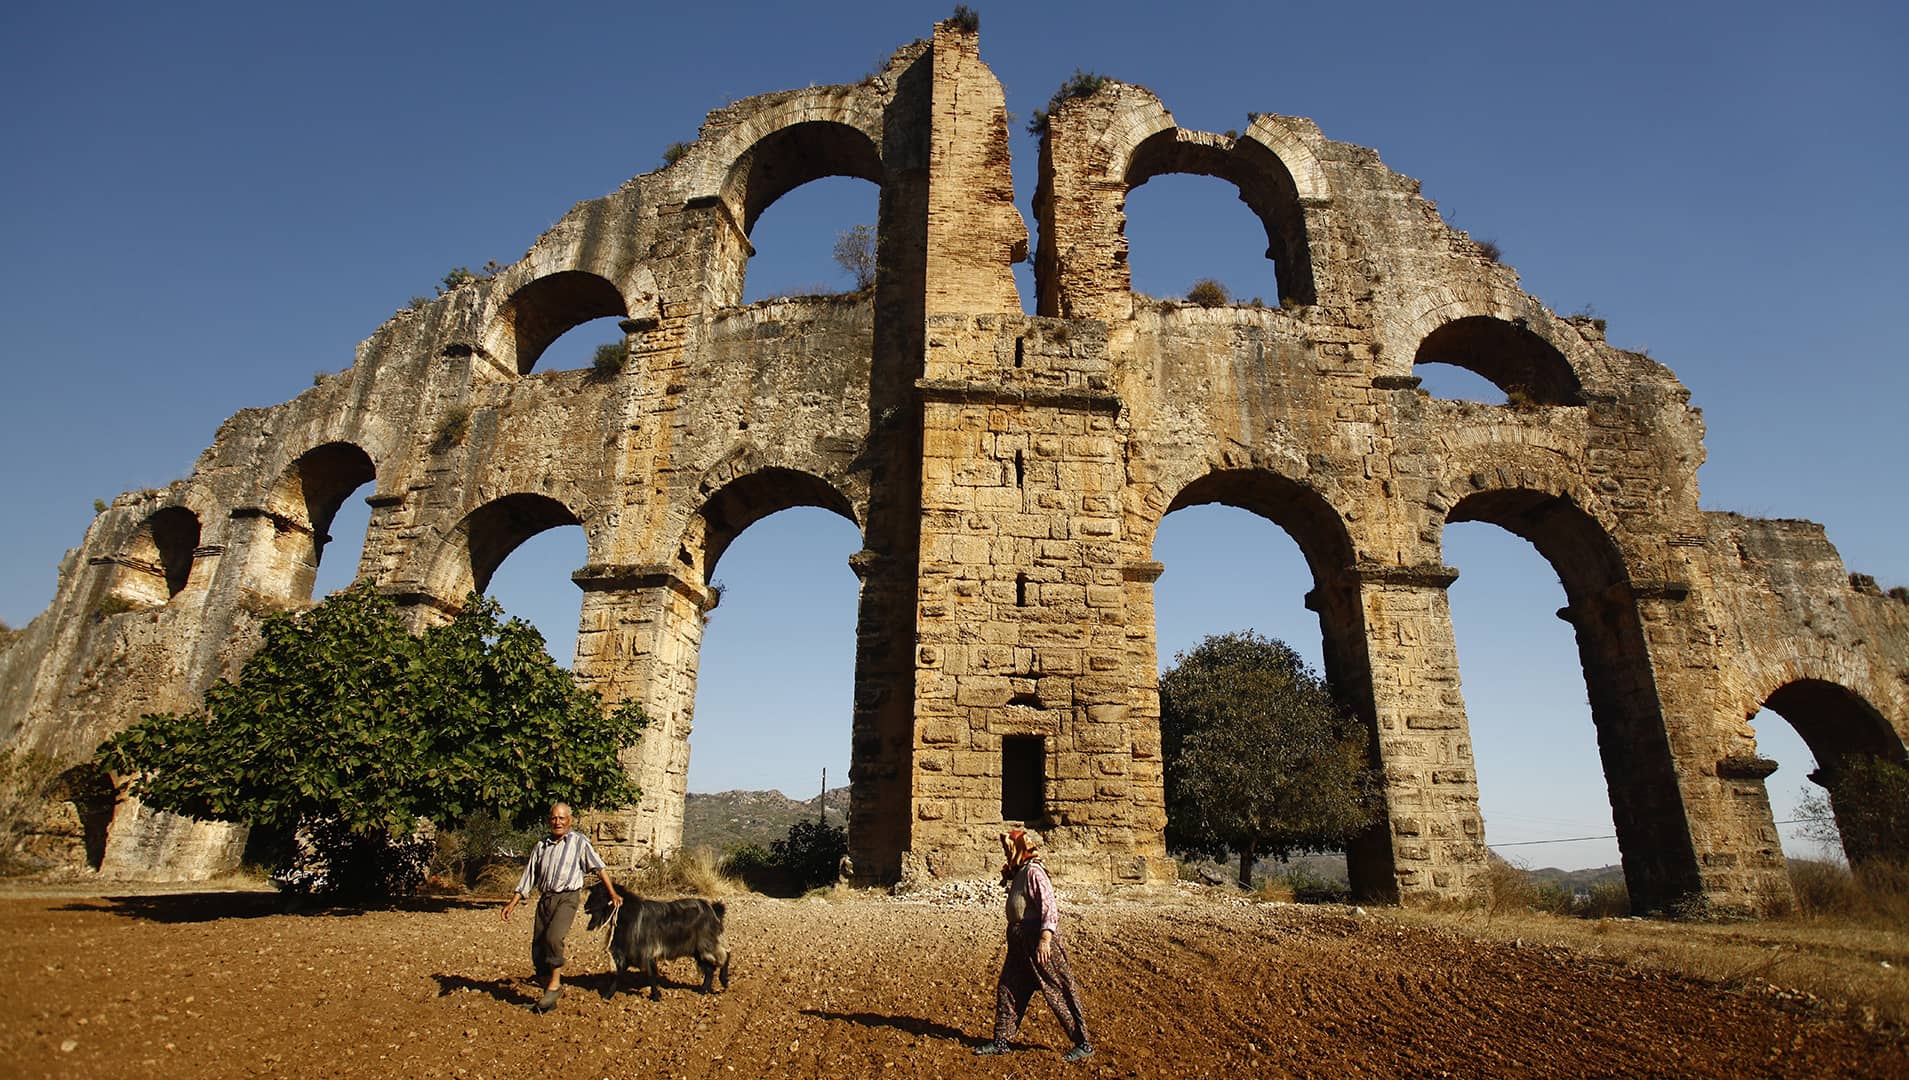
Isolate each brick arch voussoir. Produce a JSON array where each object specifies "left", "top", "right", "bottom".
[
  {"left": 258, "top": 438, "right": 385, "bottom": 523},
  {"left": 474, "top": 264, "right": 638, "bottom": 377},
  {"left": 1085, "top": 91, "right": 1176, "bottom": 180},
  {"left": 411, "top": 489, "right": 597, "bottom": 606},
  {"left": 1740, "top": 650, "right": 1909, "bottom": 750},
  {"left": 1139, "top": 451, "right": 1362, "bottom": 583},
  {"left": 1240, "top": 115, "right": 1328, "bottom": 204},
  {"left": 1380, "top": 290, "right": 1596, "bottom": 393},
  {"left": 1431, "top": 467, "right": 1647, "bottom": 598},
  {"left": 687, "top": 90, "right": 886, "bottom": 227},
  {"left": 678, "top": 457, "right": 864, "bottom": 581}
]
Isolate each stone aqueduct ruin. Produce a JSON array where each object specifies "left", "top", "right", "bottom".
[{"left": 3, "top": 22, "right": 1905, "bottom": 912}]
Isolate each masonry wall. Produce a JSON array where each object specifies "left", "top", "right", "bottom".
[{"left": 3, "top": 20, "right": 1904, "bottom": 912}]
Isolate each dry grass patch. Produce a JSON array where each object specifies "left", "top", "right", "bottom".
[
  {"left": 1389, "top": 895, "right": 1909, "bottom": 1028},
  {"left": 624, "top": 845, "right": 740, "bottom": 898}
]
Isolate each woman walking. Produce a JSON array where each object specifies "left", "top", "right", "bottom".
[{"left": 974, "top": 829, "right": 1093, "bottom": 1063}]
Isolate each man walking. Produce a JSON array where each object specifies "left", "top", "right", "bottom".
[{"left": 501, "top": 803, "right": 621, "bottom": 1013}]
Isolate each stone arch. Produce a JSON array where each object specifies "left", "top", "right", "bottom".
[
  {"left": 701, "top": 117, "right": 885, "bottom": 310},
  {"left": 1038, "top": 89, "right": 1325, "bottom": 318},
  {"left": 1443, "top": 487, "right": 1698, "bottom": 908},
  {"left": 1147, "top": 467, "right": 1394, "bottom": 894},
  {"left": 108, "top": 506, "right": 201, "bottom": 605},
  {"left": 1414, "top": 315, "right": 1583, "bottom": 406},
  {"left": 684, "top": 466, "right": 862, "bottom": 582},
  {"left": 1155, "top": 468, "right": 1355, "bottom": 590},
  {"left": 1123, "top": 128, "right": 1317, "bottom": 306},
  {"left": 602, "top": 464, "right": 865, "bottom": 874},
  {"left": 422, "top": 493, "right": 588, "bottom": 604},
  {"left": 1752, "top": 673, "right": 1906, "bottom": 864},
  {"left": 719, "top": 120, "right": 884, "bottom": 239},
  {"left": 261, "top": 441, "right": 378, "bottom": 599},
  {"left": 481, "top": 270, "right": 631, "bottom": 376},
  {"left": 1146, "top": 468, "right": 1366, "bottom": 706}
]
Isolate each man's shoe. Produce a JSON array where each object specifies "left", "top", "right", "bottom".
[
  {"left": 532, "top": 987, "right": 562, "bottom": 1013},
  {"left": 1062, "top": 1043, "right": 1094, "bottom": 1063},
  {"left": 973, "top": 1041, "right": 1011, "bottom": 1056}
]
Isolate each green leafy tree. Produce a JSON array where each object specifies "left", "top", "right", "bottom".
[
  {"left": 770, "top": 818, "right": 848, "bottom": 892},
  {"left": 96, "top": 582, "right": 647, "bottom": 897},
  {"left": 1159, "top": 631, "right": 1377, "bottom": 887}
]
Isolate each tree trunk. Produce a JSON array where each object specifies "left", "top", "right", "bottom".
[{"left": 1237, "top": 843, "right": 1256, "bottom": 888}]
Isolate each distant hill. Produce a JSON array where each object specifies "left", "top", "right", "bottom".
[
  {"left": 681, "top": 786, "right": 849, "bottom": 853},
  {"left": 1522, "top": 863, "right": 1625, "bottom": 892}
]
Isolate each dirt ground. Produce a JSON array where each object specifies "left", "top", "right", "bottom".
[{"left": 1, "top": 881, "right": 1904, "bottom": 1079}]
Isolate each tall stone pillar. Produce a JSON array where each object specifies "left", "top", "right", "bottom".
[
  {"left": 570, "top": 564, "right": 711, "bottom": 869},
  {"left": 1350, "top": 565, "right": 1487, "bottom": 903},
  {"left": 1582, "top": 581, "right": 1788, "bottom": 914},
  {"left": 909, "top": 317, "right": 1171, "bottom": 884}
]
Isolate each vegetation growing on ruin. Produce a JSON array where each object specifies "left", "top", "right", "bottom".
[
  {"left": 430, "top": 405, "right": 472, "bottom": 453},
  {"left": 942, "top": 5, "right": 979, "bottom": 33},
  {"left": 1025, "top": 69, "right": 1112, "bottom": 135},
  {"left": 95, "top": 583, "right": 648, "bottom": 899},
  {"left": 831, "top": 223, "right": 878, "bottom": 291},
  {"left": 1186, "top": 278, "right": 1230, "bottom": 307},
  {"left": 1159, "top": 631, "right": 1378, "bottom": 886},
  {"left": 590, "top": 341, "right": 626, "bottom": 377},
  {"left": 661, "top": 140, "right": 693, "bottom": 167},
  {"left": 436, "top": 260, "right": 505, "bottom": 297}
]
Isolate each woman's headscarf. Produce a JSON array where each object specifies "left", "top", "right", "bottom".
[{"left": 1000, "top": 828, "right": 1042, "bottom": 883}]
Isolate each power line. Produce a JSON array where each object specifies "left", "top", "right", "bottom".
[{"left": 1486, "top": 817, "right": 1832, "bottom": 849}]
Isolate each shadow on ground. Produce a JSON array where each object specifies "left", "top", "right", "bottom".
[
  {"left": 801, "top": 1008, "right": 978, "bottom": 1045},
  {"left": 54, "top": 892, "right": 497, "bottom": 923}
]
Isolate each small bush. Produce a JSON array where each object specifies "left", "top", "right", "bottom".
[
  {"left": 1786, "top": 857, "right": 1909, "bottom": 925},
  {"left": 1026, "top": 69, "right": 1112, "bottom": 135},
  {"left": 1476, "top": 239, "right": 1503, "bottom": 263},
  {"left": 724, "top": 821, "right": 846, "bottom": 895},
  {"left": 430, "top": 405, "right": 472, "bottom": 453},
  {"left": 771, "top": 818, "right": 848, "bottom": 892},
  {"left": 1888, "top": 586, "right": 1909, "bottom": 604},
  {"left": 720, "top": 842, "right": 788, "bottom": 894},
  {"left": 1580, "top": 879, "right": 1631, "bottom": 918},
  {"left": 92, "top": 498, "right": 108, "bottom": 514},
  {"left": 944, "top": 5, "right": 979, "bottom": 32},
  {"left": 438, "top": 267, "right": 478, "bottom": 295},
  {"left": 1270, "top": 863, "right": 1349, "bottom": 904},
  {"left": 1186, "top": 279, "right": 1230, "bottom": 308},
  {"left": 93, "top": 595, "right": 137, "bottom": 620},
  {"left": 434, "top": 262, "right": 503, "bottom": 298},
  {"left": 590, "top": 342, "right": 626, "bottom": 377},
  {"left": 661, "top": 141, "right": 693, "bottom": 167}
]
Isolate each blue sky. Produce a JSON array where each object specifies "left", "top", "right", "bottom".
[{"left": 3, "top": 1, "right": 1903, "bottom": 868}]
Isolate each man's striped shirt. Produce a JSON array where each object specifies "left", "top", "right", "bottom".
[{"left": 514, "top": 829, "right": 606, "bottom": 896}]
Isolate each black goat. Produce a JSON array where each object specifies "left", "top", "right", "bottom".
[{"left": 584, "top": 884, "right": 731, "bottom": 1000}]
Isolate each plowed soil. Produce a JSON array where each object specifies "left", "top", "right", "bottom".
[{"left": 1, "top": 884, "right": 1903, "bottom": 1079}]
